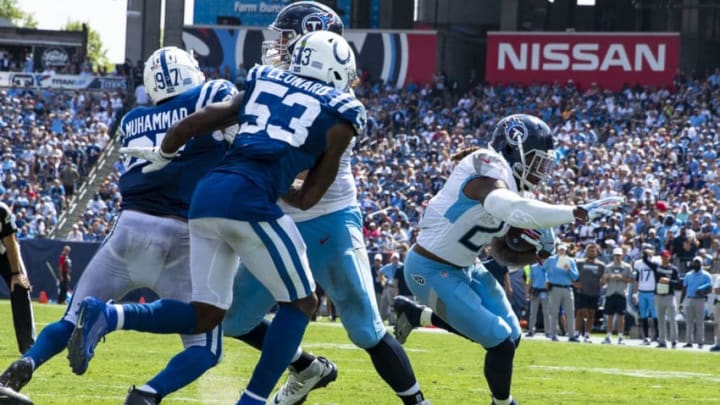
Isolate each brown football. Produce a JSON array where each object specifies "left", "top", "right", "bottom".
[{"left": 504, "top": 227, "right": 537, "bottom": 253}]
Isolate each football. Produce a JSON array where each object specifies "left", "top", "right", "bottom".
[{"left": 504, "top": 227, "right": 537, "bottom": 253}]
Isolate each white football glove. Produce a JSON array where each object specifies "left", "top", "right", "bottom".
[
  {"left": 580, "top": 196, "right": 625, "bottom": 222},
  {"left": 520, "top": 228, "right": 556, "bottom": 264},
  {"left": 120, "top": 146, "right": 178, "bottom": 173}
]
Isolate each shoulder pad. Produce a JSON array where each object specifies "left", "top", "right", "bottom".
[
  {"left": 471, "top": 149, "right": 509, "bottom": 179},
  {"left": 328, "top": 91, "right": 366, "bottom": 134}
]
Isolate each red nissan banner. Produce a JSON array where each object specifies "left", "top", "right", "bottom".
[{"left": 485, "top": 32, "right": 680, "bottom": 91}]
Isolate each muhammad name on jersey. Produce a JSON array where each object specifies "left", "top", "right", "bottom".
[{"left": 122, "top": 108, "right": 189, "bottom": 138}]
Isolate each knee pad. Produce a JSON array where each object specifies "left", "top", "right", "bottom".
[{"left": 347, "top": 326, "right": 384, "bottom": 349}]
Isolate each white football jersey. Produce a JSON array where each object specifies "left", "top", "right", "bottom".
[
  {"left": 634, "top": 258, "right": 656, "bottom": 292},
  {"left": 280, "top": 139, "right": 357, "bottom": 222},
  {"left": 417, "top": 148, "right": 517, "bottom": 267}
]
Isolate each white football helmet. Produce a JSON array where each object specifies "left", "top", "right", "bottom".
[
  {"left": 289, "top": 31, "right": 357, "bottom": 92},
  {"left": 143, "top": 47, "right": 205, "bottom": 104}
]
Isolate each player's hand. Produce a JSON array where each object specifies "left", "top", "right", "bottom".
[
  {"left": 577, "top": 196, "right": 625, "bottom": 223},
  {"left": 120, "top": 146, "right": 178, "bottom": 173},
  {"left": 11, "top": 273, "right": 31, "bottom": 292},
  {"left": 520, "top": 228, "right": 555, "bottom": 264}
]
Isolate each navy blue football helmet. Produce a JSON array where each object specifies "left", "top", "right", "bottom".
[
  {"left": 262, "top": 1, "right": 344, "bottom": 69},
  {"left": 489, "top": 114, "right": 555, "bottom": 192}
]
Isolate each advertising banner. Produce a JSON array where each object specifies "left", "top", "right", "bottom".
[
  {"left": 193, "top": 0, "right": 352, "bottom": 28},
  {"left": 0, "top": 72, "right": 128, "bottom": 91},
  {"left": 33, "top": 46, "right": 80, "bottom": 69},
  {"left": 183, "top": 26, "right": 437, "bottom": 88},
  {"left": 485, "top": 32, "right": 680, "bottom": 91}
]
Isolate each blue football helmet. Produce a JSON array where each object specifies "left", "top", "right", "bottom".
[
  {"left": 262, "top": 1, "right": 344, "bottom": 69},
  {"left": 489, "top": 114, "right": 555, "bottom": 192}
]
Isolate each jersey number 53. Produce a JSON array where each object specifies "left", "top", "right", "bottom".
[{"left": 240, "top": 81, "right": 321, "bottom": 147}]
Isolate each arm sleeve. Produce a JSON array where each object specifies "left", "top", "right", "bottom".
[{"left": 483, "top": 188, "right": 575, "bottom": 229}]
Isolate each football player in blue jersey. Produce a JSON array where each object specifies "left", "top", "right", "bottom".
[
  {"left": 222, "top": 2, "right": 429, "bottom": 405},
  {"left": 391, "top": 114, "right": 623, "bottom": 405},
  {"left": 0, "top": 46, "right": 236, "bottom": 405},
  {"left": 68, "top": 31, "right": 365, "bottom": 405}
]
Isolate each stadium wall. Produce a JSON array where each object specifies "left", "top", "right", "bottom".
[{"left": 182, "top": 26, "right": 437, "bottom": 88}]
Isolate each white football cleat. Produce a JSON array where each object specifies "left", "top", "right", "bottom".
[{"left": 271, "top": 356, "right": 338, "bottom": 405}]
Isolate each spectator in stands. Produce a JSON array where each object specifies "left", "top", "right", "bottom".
[{"left": 65, "top": 223, "right": 84, "bottom": 242}]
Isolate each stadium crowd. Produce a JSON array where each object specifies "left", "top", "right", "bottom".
[{"left": 0, "top": 84, "right": 125, "bottom": 240}]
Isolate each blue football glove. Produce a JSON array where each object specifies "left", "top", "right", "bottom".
[{"left": 579, "top": 196, "right": 625, "bottom": 222}]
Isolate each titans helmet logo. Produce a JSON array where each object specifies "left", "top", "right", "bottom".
[
  {"left": 503, "top": 117, "right": 528, "bottom": 146},
  {"left": 302, "top": 12, "right": 335, "bottom": 33}
]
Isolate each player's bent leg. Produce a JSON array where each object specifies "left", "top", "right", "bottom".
[
  {"left": 232, "top": 216, "right": 316, "bottom": 403},
  {"left": 223, "top": 264, "right": 276, "bottom": 338},
  {"left": 128, "top": 327, "right": 223, "bottom": 403},
  {"left": 470, "top": 268, "right": 522, "bottom": 342},
  {"left": 486, "top": 338, "right": 517, "bottom": 405},
  {"left": 0, "top": 319, "right": 75, "bottom": 392}
]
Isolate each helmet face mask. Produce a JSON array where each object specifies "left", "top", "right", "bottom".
[
  {"left": 489, "top": 114, "right": 555, "bottom": 192},
  {"left": 261, "top": 1, "right": 344, "bottom": 69},
  {"left": 143, "top": 47, "right": 205, "bottom": 104}
]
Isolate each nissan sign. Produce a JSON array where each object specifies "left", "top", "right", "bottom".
[{"left": 485, "top": 32, "right": 680, "bottom": 91}]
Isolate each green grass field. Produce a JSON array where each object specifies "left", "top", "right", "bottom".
[{"left": 0, "top": 301, "right": 718, "bottom": 404}]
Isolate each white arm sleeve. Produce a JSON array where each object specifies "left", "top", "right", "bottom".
[{"left": 484, "top": 188, "right": 575, "bottom": 229}]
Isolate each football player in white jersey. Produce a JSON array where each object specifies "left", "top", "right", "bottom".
[
  {"left": 222, "top": 2, "right": 429, "bottom": 405},
  {"left": 395, "top": 114, "right": 623, "bottom": 405}
]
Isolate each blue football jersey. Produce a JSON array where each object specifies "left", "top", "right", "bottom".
[
  {"left": 189, "top": 65, "right": 366, "bottom": 221},
  {"left": 119, "top": 79, "right": 238, "bottom": 218}
]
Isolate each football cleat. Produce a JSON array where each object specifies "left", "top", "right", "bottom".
[
  {"left": 0, "top": 358, "right": 33, "bottom": 392},
  {"left": 393, "top": 296, "right": 423, "bottom": 344},
  {"left": 682, "top": 343, "right": 693, "bottom": 348},
  {"left": 67, "top": 297, "right": 112, "bottom": 375},
  {"left": 617, "top": 337, "right": 625, "bottom": 345},
  {"left": 271, "top": 356, "right": 337, "bottom": 405},
  {"left": 709, "top": 345, "right": 720, "bottom": 352},
  {"left": 641, "top": 338, "right": 651, "bottom": 346},
  {"left": 124, "top": 386, "right": 162, "bottom": 405},
  {"left": 0, "top": 385, "right": 34, "bottom": 405}
]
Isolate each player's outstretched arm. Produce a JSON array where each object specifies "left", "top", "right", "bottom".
[
  {"left": 161, "top": 92, "right": 245, "bottom": 154},
  {"left": 281, "top": 122, "right": 354, "bottom": 210}
]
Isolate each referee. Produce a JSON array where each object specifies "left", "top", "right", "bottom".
[{"left": 0, "top": 202, "right": 35, "bottom": 354}]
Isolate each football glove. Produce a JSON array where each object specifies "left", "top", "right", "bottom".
[
  {"left": 120, "top": 146, "right": 178, "bottom": 173},
  {"left": 578, "top": 196, "right": 624, "bottom": 222},
  {"left": 520, "top": 228, "right": 556, "bottom": 264}
]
